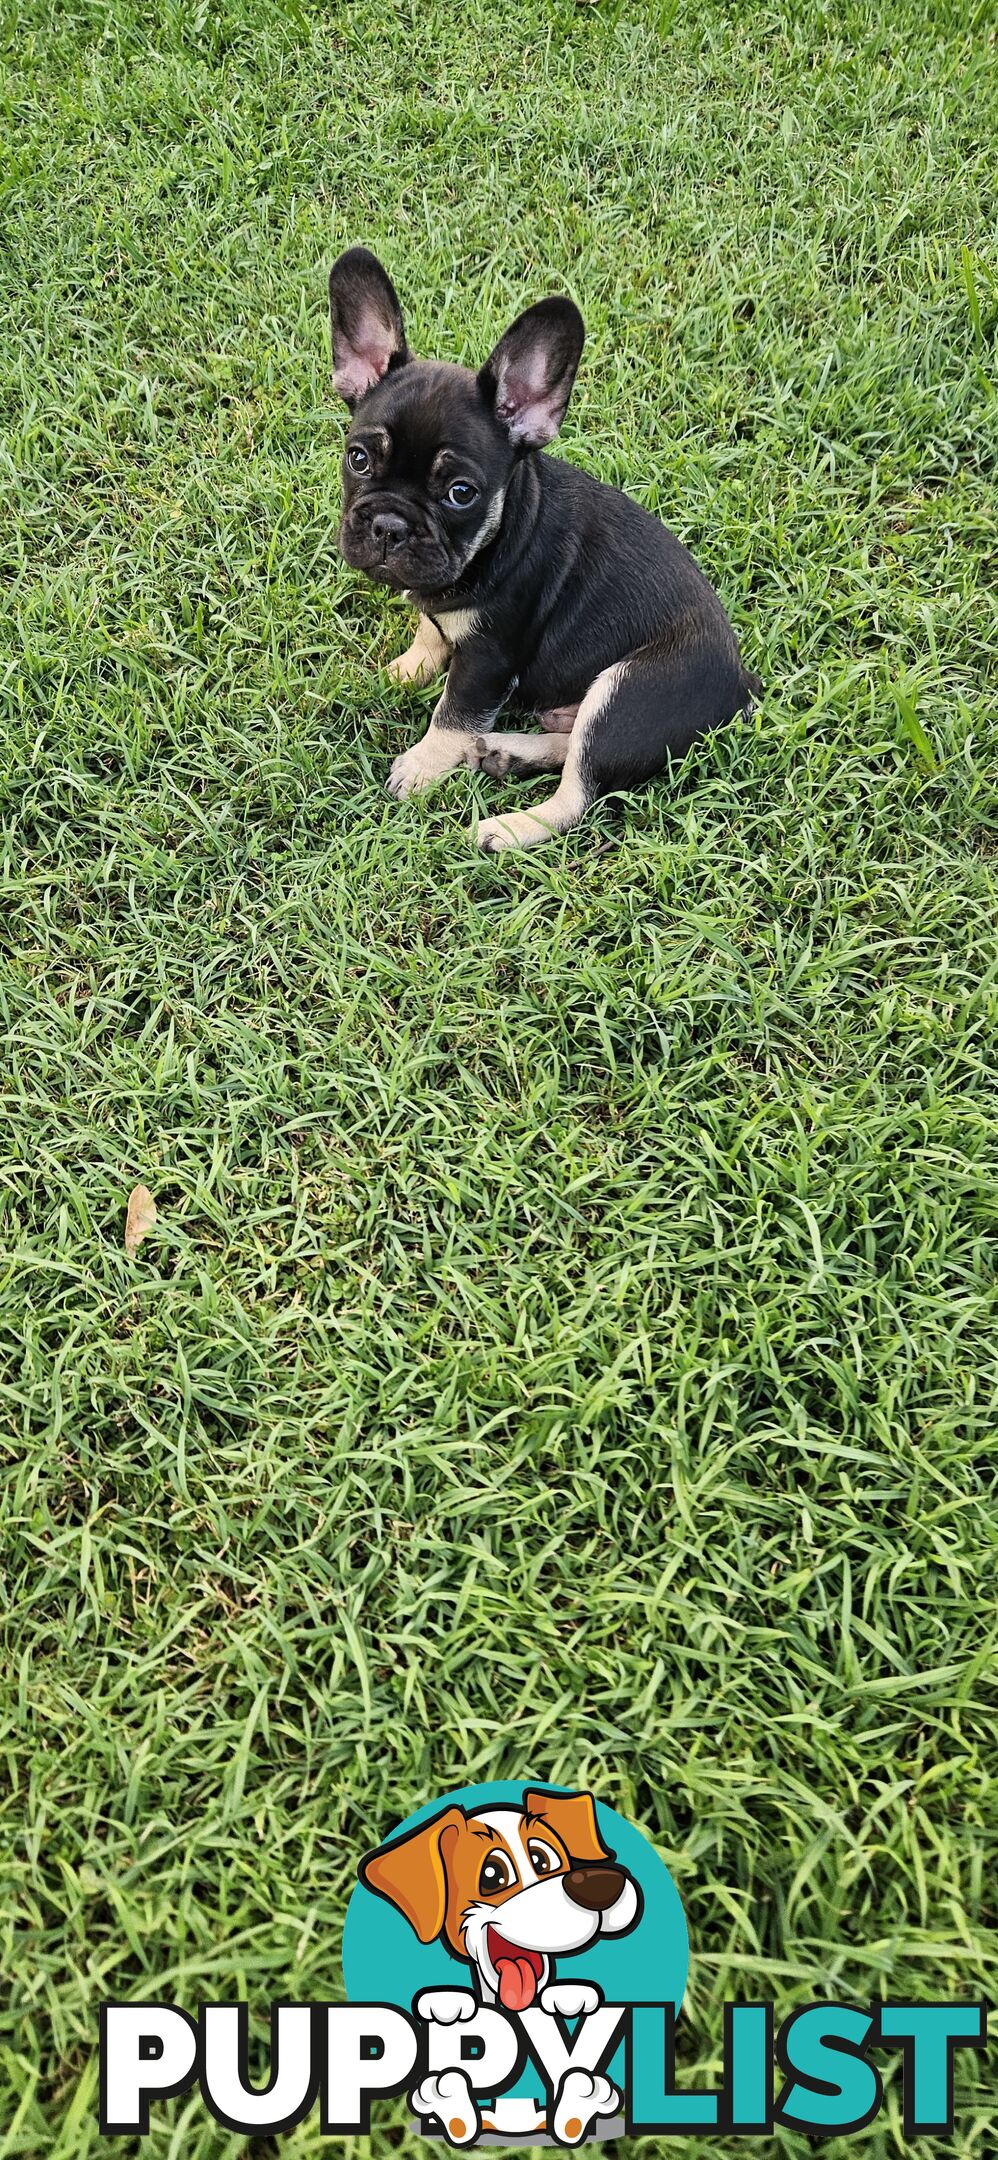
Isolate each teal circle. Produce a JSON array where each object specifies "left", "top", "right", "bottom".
[{"left": 343, "top": 1780, "right": 688, "bottom": 2012}]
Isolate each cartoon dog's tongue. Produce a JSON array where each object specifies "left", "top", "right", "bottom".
[
  {"left": 498, "top": 1957, "right": 537, "bottom": 2011},
  {"left": 487, "top": 1929, "right": 544, "bottom": 2011}
]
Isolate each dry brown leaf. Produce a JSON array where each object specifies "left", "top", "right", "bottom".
[{"left": 124, "top": 1183, "right": 157, "bottom": 1256}]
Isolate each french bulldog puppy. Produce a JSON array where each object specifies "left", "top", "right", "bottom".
[{"left": 329, "top": 247, "right": 760, "bottom": 852}]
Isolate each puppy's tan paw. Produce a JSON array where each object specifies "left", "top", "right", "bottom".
[
  {"left": 476, "top": 806, "right": 563, "bottom": 852},
  {"left": 387, "top": 649, "right": 432, "bottom": 685},
  {"left": 475, "top": 813, "right": 529, "bottom": 853},
  {"left": 387, "top": 746, "right": 429, "bottom": 798},
  {"left": 388, "top": 728, "right": 469, "bottom": 799}
]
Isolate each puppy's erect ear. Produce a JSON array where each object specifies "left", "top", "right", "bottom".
[
  {"left": 328, "top": 246, "right": 410, "bottom": 407},
  {"left": 478, "top": 297, "right": 585, "bottom": 449},
  {"left": 359, "top": 1806, "right": 465, "bottom": 1943},
  {"left": 524, "top": 1789, "right": 609, "bottom": 1864}
]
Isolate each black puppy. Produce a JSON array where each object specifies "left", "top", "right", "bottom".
[{"left": 330, "top": 247, "right": 760, "bottom": 852}]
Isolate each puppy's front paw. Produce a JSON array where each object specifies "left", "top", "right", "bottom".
[
  {"left": 387, "top": 647, "right": 432, "bottom": 685},
  {"left": 410, "top": 2069, "right": 480, "bottom": 2147},
  {"left": 387, "top": 730, "right": 467, "bottom": 800},
  {"left": 387, "top": 744, "right": 432, "bottom": 799},
  {"left": 539, "top": 1981, "right": 603, "bottom": 2019}
]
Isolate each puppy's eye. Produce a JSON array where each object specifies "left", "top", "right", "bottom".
[
  {"left": 347, "top": 444, "right": 371, "bottom": 474},
  {"left": 479, "top": 1850, "right": 515, "bottom": 1896},
  {"left": 528, "top": 1840, "right": 560, "bottom": 1877},
  {"left": 445, "top": 480, "right": 478, "bottom": 508}
]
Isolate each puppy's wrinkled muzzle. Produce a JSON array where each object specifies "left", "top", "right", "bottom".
[{"left": 339, "top": 505, "right": 453, "bottom": 590}]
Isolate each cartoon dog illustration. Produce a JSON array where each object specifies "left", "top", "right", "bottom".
[{"left": 360, "top": 1787, "right": 640, "bottom": 2143}]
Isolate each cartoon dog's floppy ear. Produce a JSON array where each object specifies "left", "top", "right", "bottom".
[
  {"left": 478, "top": 297, "right": 585, "bottom": 449},
  {"left": 329, "top": 246, "right": 410, "bottom": 407},
  {"left": 524, "top": 1788, "right": 610, "bottom": 1864},
  {"left": 359, "top": 1806, "right": 466, "bottom": 1943}
]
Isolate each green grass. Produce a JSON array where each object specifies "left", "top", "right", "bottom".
[{"left": 1, "top": 0, "right": 996, "bottom": 2153}]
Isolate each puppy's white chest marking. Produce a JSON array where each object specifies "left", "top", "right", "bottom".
[{"left": 431, "top": 606, "right": 479, "bottom": 645}]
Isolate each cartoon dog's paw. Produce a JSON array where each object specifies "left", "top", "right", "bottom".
[
  {"left": 553, "top": 2069, "right": 620, "bottom": 2146},
  {"left": 539, "top": 1981, "right": 603, "bottom": 2019},
  {"left": 415, "top": 1988, "right": 478, "bottom": 2026},
  {"left": 411, "top": 2068, "right": 480, "bottom": 2146}
]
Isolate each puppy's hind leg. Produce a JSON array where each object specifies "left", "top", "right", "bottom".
[
  {"left": 474, "top": 627, "right": 748, "bottom": 852},
  {"left": 578, "top": 623, "right": 751, "bottom": 799},
  {"left": 474, "top": 689, "right": 601, "bottom": 853}
]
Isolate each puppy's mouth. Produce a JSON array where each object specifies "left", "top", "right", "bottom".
[
  {"left": 338, "top": 516, "right": 458, "bottom": 594},
  {"left": 486, "top": 1928, "right": 545, "bottom": 2011}
]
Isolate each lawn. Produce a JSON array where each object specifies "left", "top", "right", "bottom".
[{"left": 1, "top": 0, "right": 995, "bottom": 2153}]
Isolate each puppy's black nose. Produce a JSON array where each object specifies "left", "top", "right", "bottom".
[
  {"left": 564, "top": 1864, "right": 627, "bottom": 1912},
  {"left": 370, "top": 511, "right": 409, "bottom": 548}
]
